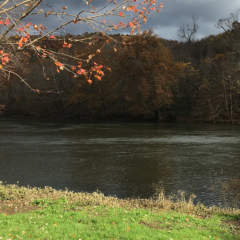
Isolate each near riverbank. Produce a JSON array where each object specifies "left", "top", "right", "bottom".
[{"left": 0, "top": 182, "right": 239, "bottom": 239}]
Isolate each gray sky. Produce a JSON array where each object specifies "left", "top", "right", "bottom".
[
  {"left": 38, "top": 0, "right": 240, "bottom": 40},
  {"left": 152, "top": 0, "right": 240, "bottom": 40}
]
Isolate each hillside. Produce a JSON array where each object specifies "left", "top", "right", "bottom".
[{"left": 1, "top": 26, "right": 240, "bottom": 123}]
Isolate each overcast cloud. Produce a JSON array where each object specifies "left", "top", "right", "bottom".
[
  {"left": 37, "top": 0, "right": 240, "bottom": 40},
  {"left": 153, "top": 0, "right": 240, "bottom": 40}
]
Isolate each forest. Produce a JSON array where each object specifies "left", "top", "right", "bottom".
[{"left": 1, "top": 22, "right": 240, "bottom": 123}]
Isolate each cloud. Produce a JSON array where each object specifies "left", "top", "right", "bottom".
[
  {"left": 28, "top": 0, "right": 240, "bottom": 40},
  {"left": 149, "top": 0, "right": 240, "bottom": 39}
]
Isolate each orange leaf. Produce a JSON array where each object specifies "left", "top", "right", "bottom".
[
  {"left": 87, "top": 79, "right": 93, "bottom": 84},
  {"left": 106, "top": 66, "right": 112, "bottom": 72},
  {"left": 143, "top": 16, "right": 147, "bottom": 23},
  {"left": 18, "top": 40, "right": 23, "bottom": 48},
  {"left": 158, "top": 3, "right": 164, "bottom": 8},
  {"left": 33, "top": 24, "right": 38, "bottom": 30},
  {"left": 55, "top": 61, "right": 63, "bottom": 67},
  {"left": 94, "top": 75, "right": 102, "bottom": 80},
  {"left": 76, "top": 69, "right": 86, "bottom": 75}
]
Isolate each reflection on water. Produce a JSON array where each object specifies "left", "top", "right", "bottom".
[{"left": 0, "top": 118, "right": 240, "bottom": 207}]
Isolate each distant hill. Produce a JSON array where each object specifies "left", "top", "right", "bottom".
[{"left": 2, "top": 27, "right": 240, "bottom": 123}]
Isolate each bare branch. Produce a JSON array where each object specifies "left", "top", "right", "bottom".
[
  {"left": 0, "top": 0, "right": 42, "bottom": 40},
  {"left": 0, "top": 0, "right": 10, "bottom": 10},
  {"left": 178, "top": 16, "right": 199, "bottom": 43},
  {"left": 0, "top": 0, "right": 33, "bottom": 15},
  {"left": 217, "top": 9, "right": 240, "bottom": 32}
]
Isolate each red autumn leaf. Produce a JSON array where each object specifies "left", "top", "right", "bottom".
[
  {"left": 129, "top": 22, "right": 135, "bottom": 28},
  {"left": 23, "top": 35, "right": 30, "bottom": 43},
  {"left": 25, "top": 22, "right": 32, "bottom": 28},
  {"left": 18, "top": 27, "right": 25, "bottom": 32},
  {"left": 97, "top": 70, "right": 104, "bottom": 76},
  {"left": 4, "top": 19, "right": 10, "bottom": 25},
  {"left": 1, "top": 54, "right": 10, "bottom": 65},
  {"left": 76, "top": 69, "right": 86, "bottom": 75},
  {"left": 49, "top": 35, "right": 56, "bottom": 39},
  {"left": 63, "top": 42, "right": 72, "bottom": 48},
  {"left": 77, "top": 62, "right": 82, "bottom": 68}
]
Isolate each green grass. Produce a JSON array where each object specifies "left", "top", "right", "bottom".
[{"left": 0, "top": 183, "right": 240, "bottom": 240}]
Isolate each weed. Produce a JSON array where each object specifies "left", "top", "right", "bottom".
[{"left": 0, "top": 182, "right": 239, "bottom": 239}]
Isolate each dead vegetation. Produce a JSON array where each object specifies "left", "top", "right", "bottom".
[{"left": 0, "top": 181, "right": 239, "bottom": 219}]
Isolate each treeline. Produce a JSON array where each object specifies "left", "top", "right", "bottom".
[
  {"left": 170, "top": 21, "right": 240, "bottom": 123},
  {"left": 3, "top": 26, "right": 240, "bottom": 122}
]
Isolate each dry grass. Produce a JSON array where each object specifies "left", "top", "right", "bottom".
[
  {"left": 0, "top": 181, "right": 240, "bottom": 218},
  {"left": 221, "top": 179, "right": 240, "bottom": 207}
]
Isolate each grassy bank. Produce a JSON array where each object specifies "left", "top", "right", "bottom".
[{"left": 0, "top": 182, "right": 239, "bottom": 240}]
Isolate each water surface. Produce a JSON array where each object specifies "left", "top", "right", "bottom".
[{"left": 0, "top": 118, "right": 239, "bottom": 207}]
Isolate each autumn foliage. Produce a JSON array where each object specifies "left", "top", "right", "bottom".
[
  {"left": 4, "top": 31, "right": 187, "bottom": 120},
  {"left": 0, "top": 0, "right": 163, "bottom": 91}
]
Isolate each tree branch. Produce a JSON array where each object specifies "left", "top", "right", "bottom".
[{"left": 0, "top": 0, "right": 42, "bottom": 40}]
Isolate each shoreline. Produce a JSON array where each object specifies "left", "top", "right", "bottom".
[
  {"left": 0, "top": 182, "right": 239, "bottom": 239},
  {"left": 0, "top": 181, "right": 239, "bottom": 214},
  {"left": 1, "top": 109, "right": 240, "bottom": 125}
]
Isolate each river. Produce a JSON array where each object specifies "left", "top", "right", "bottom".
[{"left": 0, "top": 118, "right": 240, "bottom": 207}]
